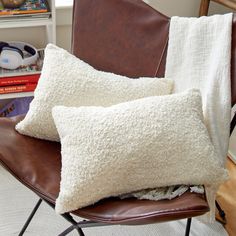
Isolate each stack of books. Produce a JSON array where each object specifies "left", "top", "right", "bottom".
[
  {"left": 0, "top": 0, "right": 50, "bottom": 22},
  {"left": 0, "top": 49, "right": 44, "bottom": 95}
]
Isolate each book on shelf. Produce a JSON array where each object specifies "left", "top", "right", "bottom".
[
  {"left": 0, "top": 96, "right": 33, "bottom": 117},
  {"left": 0, "top": 83, "right": 37, "bottom": 94},
  {"left": 0, "top": 73, "right": 40, "bottom": 86},
  {"left": 0, "top": 0, "right": 50, "bottom": 15},
  {"left": 0, "top": 48, "right": 44, "bottom": 77},
  {"left": 0, "top": 11, "right": 50, "bottom": 22}
]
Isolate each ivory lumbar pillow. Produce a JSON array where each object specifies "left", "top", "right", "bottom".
[
  {"left": 52, "top": 89, "right": 227, "bottom": 214},
  {"left": 15, "top": 44, "right": 173, "bottom": 141}
]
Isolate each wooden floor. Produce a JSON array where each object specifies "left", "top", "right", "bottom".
[{"left": 217, "top": 158, "right": 236, "bottom": 236}]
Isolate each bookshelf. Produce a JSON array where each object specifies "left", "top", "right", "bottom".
[{"left": 0, "top": 0, "right": 56, "bottom": 101}]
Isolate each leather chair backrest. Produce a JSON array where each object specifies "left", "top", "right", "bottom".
[{"left": 72, "top": 0, "right": 236, "bottom": 106}]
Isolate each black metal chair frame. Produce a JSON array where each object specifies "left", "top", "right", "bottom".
[{"left": 18, "top": 198, "right": 192, "bottom": 236}]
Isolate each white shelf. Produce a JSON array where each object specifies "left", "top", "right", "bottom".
[
  {"left": 0, "top": 18, "right": 53, "bottom": 29},
  {"left": 0, "top": 0, "right": 55, "bottom": 102},
  {"left": 0, "top": 92, "right": 34, "bottom": 99}
]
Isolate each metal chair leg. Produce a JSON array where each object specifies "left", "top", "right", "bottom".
[
  {"left": 75, "top": 227, "right": 85, "bottom": 236},
  {"left": 58, "top": 224, "right": 85, "bottom": 236},
  {"left": 18, "top": 198, "right": 42, "bottom": 236},
  {"left": 61, "top": 213, "right": 85, "bottom": 236},
  {"left": 185, "top": 218, "right": 192, "bottom": 236},
  {"left": 43, "top": 199, "right": 85, "bottom": 236},
  {"left": 230, "top": 112, "right": 236, "bottom": 135},
  {"left": 58, "top": 225, "right": 76, "bottom": 236},
  {"left": 216, "top": 201, "right": 226, "bottom": 223}
]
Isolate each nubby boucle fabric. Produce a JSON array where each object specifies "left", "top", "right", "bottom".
[
  {"left": 52, "top": 89, "right": 227, "bottom": 214},
  {"left": 15, "top": 44, "right": 173, "bottom": 141}
]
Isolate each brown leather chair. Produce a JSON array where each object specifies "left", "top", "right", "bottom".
[{"left": 0, "top": 0, "right": 235, "bottom": 235}]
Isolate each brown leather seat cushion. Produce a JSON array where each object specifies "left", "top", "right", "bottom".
[{"left": 0, "top": 116, "right": 209, "bottom": 224}]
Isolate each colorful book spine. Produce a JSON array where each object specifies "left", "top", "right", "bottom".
[
  {"left": 0, "top": 97, "right": 33, "bottom": 117},
  {"left": 0, "top": 83, "right": 37, "bottom": 94},
  {"left": 0, "top": 74, "right": 40, "bottom": 86},
  {"left": 0, "top": 0, "right": 49, "bottom": 15},
  {"left": 0, "top": 9, "right": 47, "bottom": 15}
]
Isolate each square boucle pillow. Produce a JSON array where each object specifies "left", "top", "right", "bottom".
[
  {"left": 52, "top": 89, "right": 227, "bottom": 214},
  {"left": 15, "top": 44, "right": 173, "bottom": 141}
]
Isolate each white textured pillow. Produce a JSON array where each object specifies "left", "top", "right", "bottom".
[
  {"left": 16, "top": 44, "right": 173, "bottom": 141},
  {"left": 52, "top": 89, "right": 227, "bottom": 214}
]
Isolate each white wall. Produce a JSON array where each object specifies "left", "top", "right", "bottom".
[
  {"left": 145, "top": 0, "right": 231, "bottom": 17},
  {"left": 55, "top": 7, "right": 72, "bottom": 50}
]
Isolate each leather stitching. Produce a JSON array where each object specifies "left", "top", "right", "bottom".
[{"left": 154, "top": 28, "right": 169, "bottom": 77}]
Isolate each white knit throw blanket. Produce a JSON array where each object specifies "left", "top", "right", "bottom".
[
  {"left": 165, "top": 14, "right": 232, "bottom": 221},
  {"left": 120, "top": 14, "right": 232, "bottom": 222}
]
